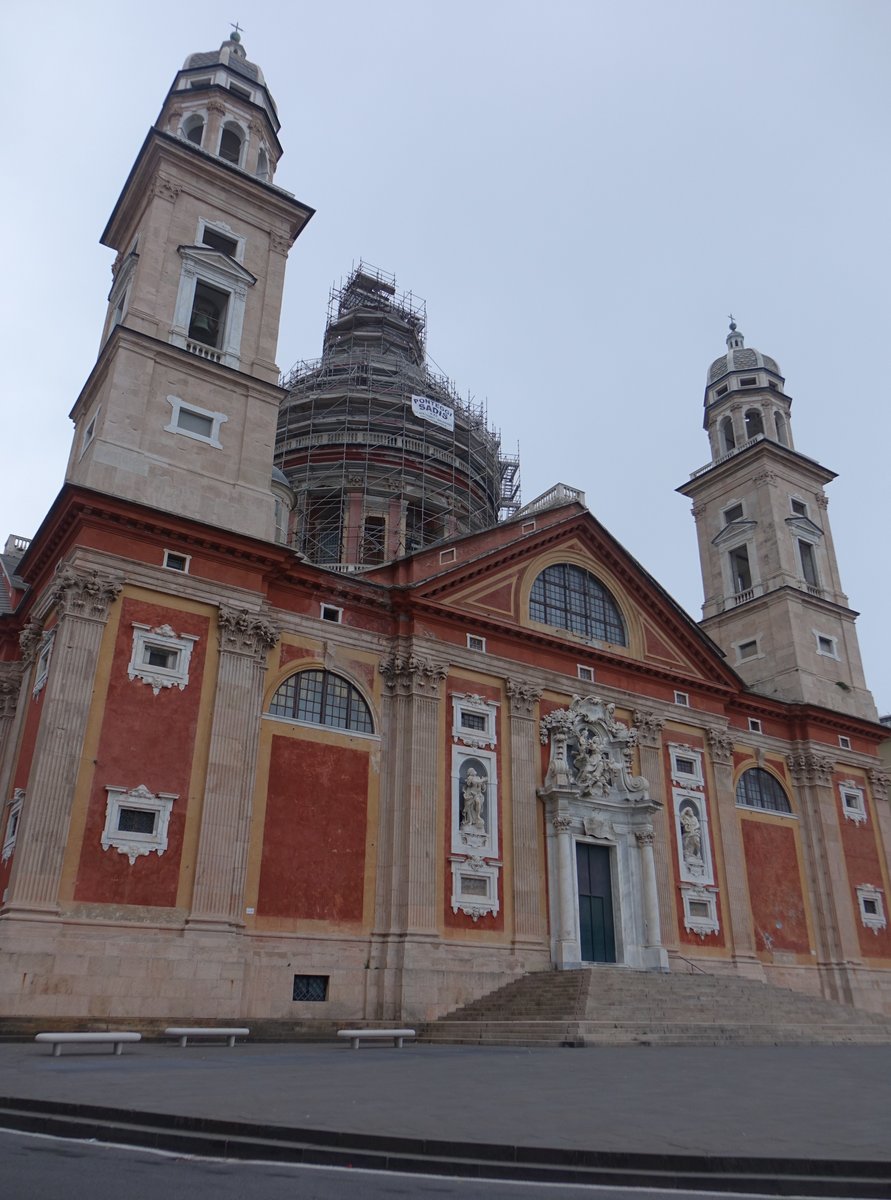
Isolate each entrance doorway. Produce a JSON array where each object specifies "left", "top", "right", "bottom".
[{"left": 576, "top": 842, "right": 616, "bottom": 963}]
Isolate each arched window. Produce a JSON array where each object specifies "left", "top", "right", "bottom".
[
  {"left": 720, "top": 416, "right": 736, "bottom": 453},
  {"left": 529, "top": 563, "right": 626, "bottom": 645},
  {"left": 182, "top": 114, "right": 205, "bottom": 147},
  {"left": 745, "top": 408, "right": 764, "bottom": 439},
  {"left": 219, "top": 123, "right": 244, "bottom": 165},
  {"left": 256, "top": 147, "right": 270, "bottom": 181},
  {"left": 774, "top": 412, "right": 788, "bottom": 446},
  {"left": 735, "top": 768, "right": 792, "bottom": 813},
  {"left": 269, "top": 669, "right": 373, "bottom": 734}
]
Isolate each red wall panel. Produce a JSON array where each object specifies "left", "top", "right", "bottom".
[{"left": 742, "top": 819, "right": 810, "bottom": 954}]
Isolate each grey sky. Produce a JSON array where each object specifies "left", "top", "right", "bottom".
[{"left": 5, "top": 1, "right": 889, "bottom": 712}]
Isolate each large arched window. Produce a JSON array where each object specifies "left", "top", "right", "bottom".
[
  {"left": 218, "top": 122, "right": 244, "bottom": 165},
  {"left": 735, "top": 768, "right": 792, "bottom": 813},
  {"left": 269, "top": 669, "right": 373, "bottom": 734},
  {"left": 529, "top": 563, "right": 626, "bottom": 645}
]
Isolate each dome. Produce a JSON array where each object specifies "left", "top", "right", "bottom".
[
  {"left": 707, "top": 322, "right": 781, "bottom": 387},
  {"left": 183, "top": 36, "right": 266, "bottom": 86},
  {"left": 271, "top": 466, "right": 291, "bottom": 488}
]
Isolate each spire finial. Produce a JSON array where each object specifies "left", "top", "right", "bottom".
[
  {"left": 230, "top": 21, "right": 243, "bottom": 42},
  {"left": 728, "top": 312, "right": 737, "bottom": 333}
]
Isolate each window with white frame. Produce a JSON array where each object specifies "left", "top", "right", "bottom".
[
  {"left": 101, "top": 784, "right": 177, "bottom": 865},
  {"left": 674, "top": 690, "right": 689, "bottom": 707},
  {"left": 79, "top": 407, "right": 100, "bottom": 458},
  {"left": 736, "top": 638, "right": 760, "bottom": 662},
  {"left": 451, "top": 693, "right": 497, "bottom": 748},
  {"left": 790, "top": 497, "right": 808, "bottom": 518},
  {"left": 748, "top": 717, "right": 762, "bottom": 734},
  {"left": 199, "top": 219, "right": 243, "bottom": 261},
  {"left": 32, "top": 630, "right": 55, "bottom": 698},
  {"left": 170, "top": 245, "right": 256, "bottom": 368},
  {"left": 467, "top": 634, "right": 486, "bottom": 653},
  {"left": 577, "top": 665, "right": 595, "bottom": 683},
  {"left": 2, "top": 789, "right": 24, "bottom": 863},
  {"left": 669, "top": 746, "right": 703, "bottom": 787},
  {"left": 163, "top": 550, "right": 190, "bottom": 573},
  {"left": 165, "top": 396, "right": 227, "bottom": 448},
  {"left": 856, "top": 885, "right": 886, "bottom": 934},
  {"left": 319, "top": 603, "right": 342, "bottom": 624},
  {"left": 814, "top": 632, "right": 839, "bottom": 659},
  {"left": 218, "top": 120, "right": 246, "bottom": 166},
  {"left": 722, "top": 502, "right": 744, "bottom": 525},
  {"left": 127, "top": 623, "right": 198, "bottom": 695},
  {"left": 681, "top": 886, "right": 720, "bottom": 938},
  {"left": 838, "top": 735, "right": 852, "bottom": 751},
  {"left": 839, "top": 782, "right": 867, "bottom": 825}
]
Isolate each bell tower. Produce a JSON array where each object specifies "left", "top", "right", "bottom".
[
  {"left": 678, "top": 321, "right": 876, "bottom": 720},
  {"left": 64, "top": 31, "right": 313, "bottom": 541}
]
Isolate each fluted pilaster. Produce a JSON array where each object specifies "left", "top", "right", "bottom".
[
  {"left": 632, "top": 709, "right": 676, "bottom": 950},
  {"left": 705, "top": 726, "right": 759, "bottom": 965},
  {"left": 188, "top": 606, "right": 278, "bottom": 930},
  {"left": 506, "top": 679, "right": 545, "bottom": 946},
  {"left": 5, "top": 567, "right": 121, "bottom": 915}
]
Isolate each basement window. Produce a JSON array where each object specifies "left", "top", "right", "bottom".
[{"left": 293, "top": 975, "right": 329, "bottom": 1002}]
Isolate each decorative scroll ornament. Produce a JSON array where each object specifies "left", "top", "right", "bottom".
[
  {"left": 632, "top": 708, "right": 664, "bottom": 748},
  {"left": 787, "top": 751, "right": 835, "bottom": 786},
  {"left": 868, "top": 769, "right": 890, "bottom": 803},
  {"left": 540, "top": 695, "right": 649, "bottom": 801},
  {"left": 706, "top": 726, "right": 735, "bottom": 765},
  {"left": 49, "top": 566, "right": 121, "bottom": 621},
  {"left": 217, "top": 605, "right": 279, "bottom": 657},
  {"left": 379, "top": 652, "right": 447, "bottom": 696},
  {"left": 506, "top": 678, "right": 542, "bottom": 717}
]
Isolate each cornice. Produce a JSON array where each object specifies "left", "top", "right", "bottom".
[{"left": 678, "top": 437, "right": 836, "bottom": 497}]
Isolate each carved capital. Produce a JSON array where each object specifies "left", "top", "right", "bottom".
[
  {"left": 217, "top": 606, "right": 279, "bottom": 658},
  {"left": 506, "top": 678, "right": 541, "bottom": 718},
  {"left": 691, "top": 502, "right": 707, "bottom": 519},
  {"left": 816, "top": 493, "right": 830, "bottom": 510},
  {"left": 379, "top": 652, "right": 447, "bottom": 697},
  {"left": 153, "top": 176, "right": 181, "bottom": 203},
  {"left": 868, "top": 768, "right": 890, "bottom": 803},
  {"left": 249, "top": 119, "right": 265, "bottom": 136},
  {"left": 269, "top": 231, "right": 293, "bottom": 255},
  {"left": 49, "top": 567, "right": 121, "bottom": 622},
  {"left": 635, "top": 829, "right": 655, "bottom": 847},
  {"left": 552, "top": 815, "right": 573, "bottom": 833},
  {"left": 18, "top": 620, "right": 44, "bottom": 666},
  {"left": 206, "top": 100, "right": 227, "bottom": 117},
  {"left": 787, "top": 751, "right": 835, "bottom": 786},
  {"left": 0, "top": 670, "right": 22, "bottom": 718},
  {"left": 706, "top": 726, "right": 735, "bottom": 765},
  {"left": 632, "top": 709, "right": 664, "bottom": 748},
  {"left": 753, "top": 469, "right": 777, "bottom": 486}
]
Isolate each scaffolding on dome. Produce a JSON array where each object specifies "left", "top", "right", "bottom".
[{"left": 276, "top": 263, "right": 521, "bottom": 570}]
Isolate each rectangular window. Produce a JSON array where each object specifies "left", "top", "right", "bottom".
[
  {"left": 577, "top": 665, "right": 595, "bottom": 683},
  {"left": 798, "top": 540, "right": 819, "bottom": 587},
  {"left": 144, "top": 645, "right": 179, "bottom": 671},
  {"left": 723, "top": 503, "right": 744, "bottom": 524},
  {"left": 521, "top": 520, "right": 536, "bottom": 533},
  {"left": 320, "top": 604, "right": 342, "bottom": 623},
  {"left": 675, "top": 756, "right": 696, "bottom": 776},
  {"left": 201, "top": 227, "right": 239, "bottom": 257},
  {"left": 815, "top": 634, "right": 838, "bottom": 658},
  {"left": 460, "top": 711, "right": 487, "bottom": 732},
  {"left": 740, "top": 376, "right": 757, "bottom": 387},
  {"left": 361, "top": 515, "right": 387, "bottom": 565},
  {"left": 856, "top": 886, "right": 886, "bottom": 933},
  {"left": 166, "top": 397, "right": 227, "bottom": 448},
  {"left": 188, "top": 280, "right": 229, "bottom": 349},
  {"left": 674, "top": 691, "right": 689, "bottom": 707},
  {"left": 748, "top": 717, "right": 762, "bottom": 734},
  {"left": 737, "top": 639, "right": 759, "bottom": 661},
  {"left": 467, "top": 635, "right": 486, "bottom": 652},
  {"left": 163, "top": 550, "right": 190, "bottom": 573},
  {"left": 791, "top": 498, "right": 808, "bottom": 517},
  {"left": 293, "top": 975, "right": 329, "bottom": 1002},
  {"left": 117, "top": 807, "right": 157, "bottom": 835},
  {"left": 177, "top": 408, "right": 214, "bottom": 437},
  {"left": 670, "top": 747, "right": 703, "bottom": 787},
  {"left": 715, "top": 384, "right": 729, "bottom": 397},
  {"left": 729, "top": 545, "right": 752, "bottom": 593},
  {"left": 229, "top": 82, "right": 252, "bottom": 101},
  {"left": 440, "top": 548, "right": 457, "bottom": 565},
  {"left": 840, "top": 785, "right": 866, "bottom": 823},
  {"left": 839, "top": 735, "right": 852, "bottom": 751}
]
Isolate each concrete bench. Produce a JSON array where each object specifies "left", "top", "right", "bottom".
[
  {"left": 35, "top": 1032, "right": 141, "bottom": 1057},
  {"left": 165, "top": 1026, "right": 250, "bottom": 1047},
  {"left": 337, "top": 1028, "right": 415, "bottom": 1050}
]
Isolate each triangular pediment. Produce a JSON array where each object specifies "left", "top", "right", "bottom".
[
  {"left": 785, "top": 515, "right": 823, "bottom": 540},
  {"left": 407, "top": 506, "right": 740, "bottom": 689},
  {"left": 178, "top": 244, "right": 258, "bottom": 285},
  {"left": 712, "top": 519, "right": 757, "bottom": 547}
]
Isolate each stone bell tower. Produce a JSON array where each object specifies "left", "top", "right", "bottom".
[
  {"left": 678, "top": 321, "right": 876, "bottom": 720},
  {"left": 64, "top": 31, "right": 313, "bottom": 541}
]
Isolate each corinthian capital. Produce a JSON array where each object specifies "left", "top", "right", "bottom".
[
  {"left": 218, "top": 605, "right": 280, "bottom": 658},
  {"left": 379, "top": 652, "right": 447, "bottom": 696},
  {"left": 506, "top": 678, "right": 541, "bottom": 718},
  {"left": 706, "top": 726, "right": 735, "bottom": 765},
  {"left": 787, "top": 751, "right": 835, "bottom": 786},
  {"left": 868, "top": 768, "right": 890, "bottom": 803},
  {"left": 49, "top": 566, "right": 121, "bottom": 622},
  {"left": 0, "top": 668, "right": 22, "bottom": 718},
  {"left": 632, "top": 709, "right": 664, "bottom": 748}
]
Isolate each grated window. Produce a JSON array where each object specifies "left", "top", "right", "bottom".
[{"left": 293, "top": 975, "right": 329, "bottom": 1002}]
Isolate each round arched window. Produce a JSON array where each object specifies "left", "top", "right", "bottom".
[
  {"left": 268, "top": 670, "right": 373, "bottom": 734},
  {"left": 529, "top": 563, "right": 626, "bottom": 645},
  {"left": 735, "top": 768, "right": 791, "bottom": 813}
]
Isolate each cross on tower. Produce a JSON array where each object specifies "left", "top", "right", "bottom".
[{"left": 231, "top": 21, "right": 244, "bottom": 39}]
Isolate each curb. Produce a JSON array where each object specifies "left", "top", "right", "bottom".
[{"left": 2, "top": 1096, "right": 891, "bottom": 1195}]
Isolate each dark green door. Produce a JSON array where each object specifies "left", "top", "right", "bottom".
[{"left": 576, "top": 842, "right": 616, "bottom": 963}]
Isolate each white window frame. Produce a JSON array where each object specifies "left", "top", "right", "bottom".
[
  {"left": 790, "top": 497, "right": 809, "bottom": 518},
  {"left": 748, "top": 717, "right": 763, "bottom": 734},
  {"left": 101, "top": 784, "right": 177, "bottom": 865},
  {"left": 674, "top": 690, "right": 690, "bottom": 707},
  {"left": 467, "top": 634, "right": 486, "bottom": 653},
  {"left": 838, "top": 735, "right": 852, "bottom": 751},
  {"left": 814, "top": 631, "right": 839, "bottom": 659},
  {"left": 681, "top": 885, "right": 720, "bottom": 938},
  {"left": 163, "top": 549, "right": 191, "bottom": 573},
  {"left": 165, "top": 396, "right": 228, "bottom": 449},
  {"left": 79, "top": 406, "right": 101, "bottom": 459},
  {"left": 577, "top": 664, "right": 595, "bottom": 684},
  {"left": 449, "top": 856, "right": 501, "bottom": 922},
  {"left": 2, "top": 789, "right": 24, "bottom": 864},
  {"left": 856, "top": 885, "right": 887, "bottom": 934},
  {"left": 734, "top": 637, "right": 761, "bottom": 663},
  {"left": 839, "top": 781, "right": 867, "bottom": 825},
  {"left": 128, "top": 623, "right": 198, "bottom": 695},
  {"left": 722, "top": 501, "right": 745, "bottom": 525},
  {"left": 170, "top": 245, "right": 256, "bottom": 368},
  {"left": 439, "top": 548, "right": 457, "bottom": 565},
  {"left": 451, "top": 693, "right": 497, "bottom": 749},
  {"left": 32, "top": 630, "right": 55, "bottom": 698},
  {"left": 319, "top": 603, "right": 343, "bottom": 624},
  {"left": 197, "top": 218, "right": 245, "bottom": 263},
  {"left": 669, "top": 745, "right": 703, "bottom": 788}
]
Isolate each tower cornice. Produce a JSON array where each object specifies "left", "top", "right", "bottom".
[{"left": 677, "top": 435, "right": 836, "bottom": 498}]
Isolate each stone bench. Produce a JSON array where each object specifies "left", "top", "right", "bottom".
[
  {"left": 164, "top": 1026, "right": 250, "bottom": 1047},
  {"left": 35, "top": 1032, "right": 141, "bottom": 1057},
  {"left": 337, "top": 1028, "right": 415, "bottom": 1050}
]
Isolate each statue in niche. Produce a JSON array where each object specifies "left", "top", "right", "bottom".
[
  {"left": 461, "top": 768, "right": 487, "bottom": 834},
  {"left": 679, "top": 802, "right": 704, "bottom": 875},
  {"left": 573, "top": 729, "right": 613, "bottom": 797}
]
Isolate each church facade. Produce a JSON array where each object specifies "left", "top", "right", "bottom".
[{"left": 1, "top": 36, "right": 889, "bottom": 1025}]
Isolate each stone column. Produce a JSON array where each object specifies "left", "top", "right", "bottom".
[
  {"left": 187, "top": 606, "right": 278, "bottom": 932},
  {"left": 788, "top": 750, "right": 862, "bottom": 1004},
  {"left": 0, "top": 664, "right": 24, "bottom": 808},
  {"left": 552, "top": 813, "right": 578, "bottom": 965},
  {"left": 632, "top": 710, "right": 677, "bottom": 951},
  {"left": 635, "top": 828, "right": 662, "bottom": 950},
  {"left": 376, "top": 651, "right": 446, "bottom": 935},
  {"left": 868, "top": 768, "right": 891, "bottom": 880},
  {"left": 706, "top": 727, "right": 760, "bottom": 971},
  {"left": 506, "top": 679, "right": 546, "bottom": 950},
  {"left": 5, "top": 568, "right": 121, "bottom": 916}
]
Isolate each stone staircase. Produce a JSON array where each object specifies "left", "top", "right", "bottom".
[{"left": 419, "top": 967, "right": 891, "bottom": 1047}]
